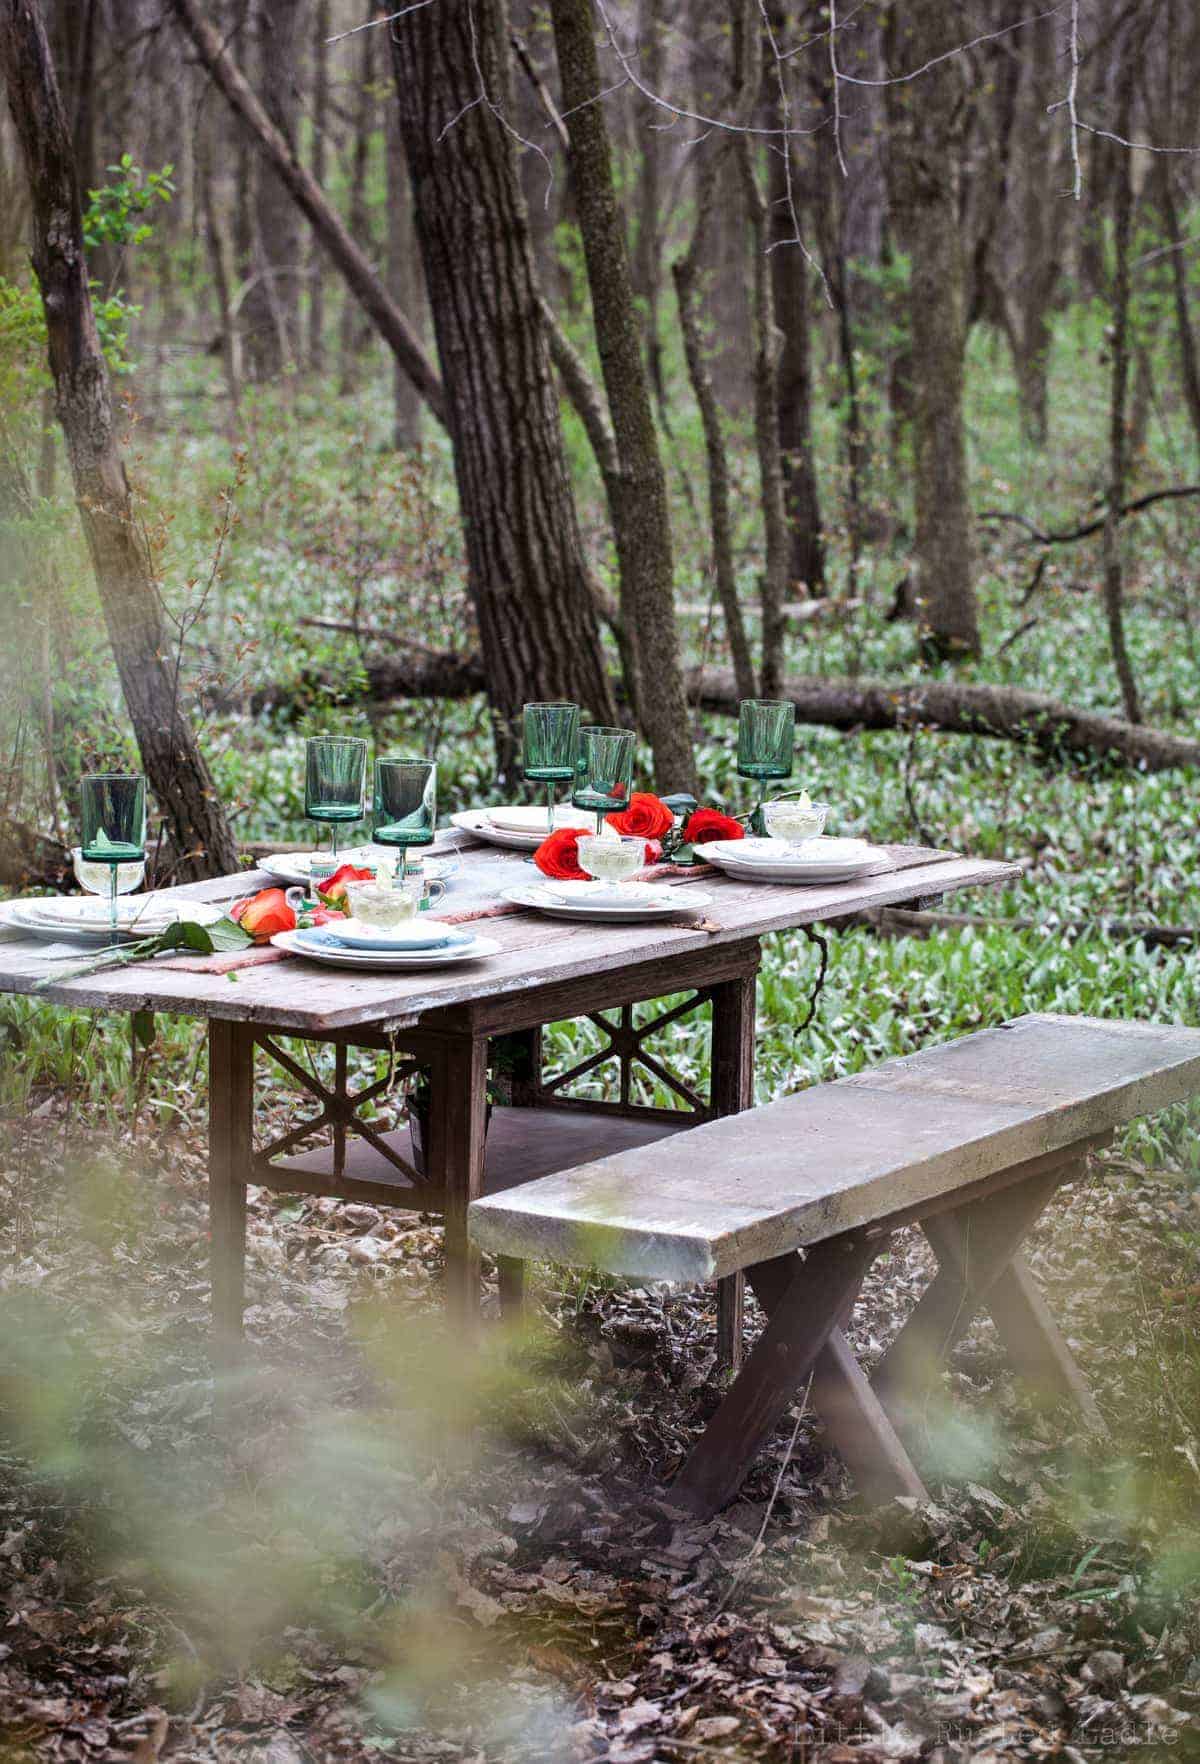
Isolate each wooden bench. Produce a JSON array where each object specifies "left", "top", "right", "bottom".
[{"left": 468, "top": 1015, "right": 1200, "bottom": 1515}]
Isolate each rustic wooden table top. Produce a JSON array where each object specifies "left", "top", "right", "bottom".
[{"left": 0, "top": 835, "right": 1021, "bottom": 1034}]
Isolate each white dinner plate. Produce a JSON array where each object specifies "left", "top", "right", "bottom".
[
  {"left": 272, "top": 928, "right": 500, "bottom": 970},
  {"left": 259, "top": 845, "right": 461, "bottom": 887},
  {"left": 1, "top": 897, "right": 224, "bottom": 945},
  {"left": 483, "top": 804, "right": 594, "bottom": 834},
  {"left": 502, "top": 884, "right": 714, "bottom": 923},
  {"left": 698, "top": 837, "right": 891, "bottom": 885},
  {"left": 449, "top": 808, "right": 593, "bottom": 852},
  {"left": 539, "top": 880, "right": 660, "bottom": 904},
  {"left": 320, "top": 917, "right": 472, "bottom": 951}
]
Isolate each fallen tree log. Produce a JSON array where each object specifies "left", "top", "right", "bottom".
[
  {"left": 231, "top": 655, "right": 1200, "bottom": 774},
  {"left": 859, "top": 905, "right": 1198, "bottom": 950},
  {"left": 689, "top": 671, "right": 1200, "bottom": 771}
]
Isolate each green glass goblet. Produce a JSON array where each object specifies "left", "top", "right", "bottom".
[
  {"left": 736, "top": 699, "right": 794, "bottom": 827},
  {"left": 572, "top": 725, "right": 635, "bottom": 834},
  {"left": 373, "top": 757, "right": 436, "bottom": 881},
  {"left": 523, "top": 702, "right": 580, "bottom": 835},
  {"left": 305, "top": 735, "right": 367, "bottom": 863},
  {"left": 80, "top": 771, "right": 147, "bottom": 946}
]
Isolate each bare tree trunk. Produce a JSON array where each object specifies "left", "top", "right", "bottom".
[
  {"left": 199, "top": 107, "right": 242, "bottom": 418},
  {"left": 1156, "top": 161, "right": 1200, "bottom": 460},
  {"left": 766, "top": 0, "right": 823, "bottom": 597},
  {"left": 241, "top": 0, "right": 302, "bottom": 379},
  {"left": 0, "top": 0, "right": 238, "bottom": 878},
  {"left": 338, "top": 15, "right": 375, "bottom": 394},
  {"left": 1006, "top": 12, "right": 1060, "bottom": 448},
  {"left": 308, "top": 0, "right": 329, "bottom": 373},
  {"left": 810, "top": 72, "right": 867, "bottom": 580},
  {"left": 632, "top": 0, "right": 668, "bottom": 425},
  {"left": 884, "top": 0, "right": 978, "bottom": 660},
  {"left": 386, "top": 100, "right": 423, "bottom": 451},
  {"left": 389, "top": 0, "right": 616, "bottom": 772},
  {"left": 732, "top": 2, "right": 788, "bottom": 697},
  {"left": 1101, "top": 29, "right": 1141, "bottom": 725},
  {"left": 671, "top": 19, "right": 756, "bottom": 700},
  {"left": 549, "top": 0, "right": 695, "bottom": 791},
  {"left": 170, "top": 0, "right": 446, "bottom": 426}
]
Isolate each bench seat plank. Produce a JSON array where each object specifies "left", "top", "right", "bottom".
[{"left": 468, "top": 1016, "right": 1200, "bottom": 1284}]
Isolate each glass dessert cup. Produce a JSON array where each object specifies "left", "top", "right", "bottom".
[
  {"left": 340, "top": 876, "right": 424, "bottom": 927},
  {"left": 762, "top": 797, "right": 829, "bottom": 846},
  {"left": 575, "top": 833, "right": 647, "bottom": 886}
]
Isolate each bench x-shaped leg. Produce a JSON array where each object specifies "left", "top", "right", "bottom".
[
  {"left": 672, "top": 1163, "right": 1105, "bottom": 1518},
  {"left": 672, "top": 1231, "right": 927, "bottom": 1516},
  {"left": 873, "top": 1159, "right": 1107, "bottom": 1438}
]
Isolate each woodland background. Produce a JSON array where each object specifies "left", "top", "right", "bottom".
[{"left": 2, "top": 1, "right": 1200, "bottom": 1760}]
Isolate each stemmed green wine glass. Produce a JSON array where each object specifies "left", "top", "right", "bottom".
[
  {"left": 572, "top": 725, "right": 635, "bottom": 834},
  {"left": 305, "top": 735, "right": 367, "bottom": 864},
  {"left": 80, "top": 772, "right": 146, "bottom": 946},
  {"left": 523, "top": 702, "right": 580, "bottom": 835},
  {"left": 373, "top": 757, "right": 436, "bottom": 881},
  {"left": 736, "top": 699, "right": 794, "bottom": 827}
]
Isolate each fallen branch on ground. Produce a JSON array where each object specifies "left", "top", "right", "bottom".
[
  {"left": 978, "top": 483, "right": 1200, "bottom": 546},
  {"left": 222, "top": 655, "right": 1200, "bottom": 774},
  {"left": 860, "top": 905, "right": 1198, "bottom": 950}
]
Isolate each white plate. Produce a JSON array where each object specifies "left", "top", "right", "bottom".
[
  {"left": 699, "top": 838, "right": 891, "bottom": 885},
  {"left": 272, "top": 928, "right": 499, "bottom": 969},
  {"left": 2, "top": 897, "right": 224, "bottom": 944},
  {"left": 540, "top": 880, "right": 660, "bottom": 904},
  {"left": 259, "top": 845, "right": 405, "bottom": 886},
  {"left": 503, "top": 884, "right": 714, "bottom": 922},
  {"left": 450, "top": 808, "right": 593, "bottom": 852},
  {"left": 483, "top": 804, "right": 593, "bottom": 834},
  {"left": 321, "top": 917, "right": 471, "bottom": 951}
]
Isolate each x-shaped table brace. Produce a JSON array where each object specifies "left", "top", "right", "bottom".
[{"left": 673, "top": 1141, "right": 1110, "bottom": 1517}]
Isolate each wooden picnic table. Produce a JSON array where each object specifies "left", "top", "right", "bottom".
[{"left": 0, "top": 833, "right": 1020, "bottom": 1366}]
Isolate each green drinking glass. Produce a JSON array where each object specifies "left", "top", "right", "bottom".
[
  {"left": 572, "top": 725, "right": 635, "bottom": 833},
  {"left": 523, "top": 702, "right": 580, "bottom": 835},
  {"left": 80, "top": 771, "right": 146, "bottom": 945},
  {"left": 736, "top": 699, "right": 794, "bottom": 824},
  {"left": 305, "top": 735, "right": 367, "bottom": 862},
  {"left": 373, "top": 757, "right": 436, "bottom": 880}
]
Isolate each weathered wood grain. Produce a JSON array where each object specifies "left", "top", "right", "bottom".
[
  {"left": 0, "top": 849, "right": 1019, "bottom": 1033},
  {"left": 467, "top": 1015, "right": 1200, "bottom": 1282}
]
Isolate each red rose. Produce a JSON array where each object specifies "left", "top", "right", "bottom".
[
  {"left": 231, "top": 887, "right": 296, "bottom": 941},
  {"left": 308, "top": 906, "right": 346, "bottom": 925},
  {"left": 606, "top": 792, "right": 674, "bottom": 841},
  {"left": 684, "top": 808, "right": 744, "bottom": 845},
  {"left": 317, "top": 863, "right": 373, "bottom": 904},
  {"left": 534, "top": 826, "right": 588, "bottom": 881}
]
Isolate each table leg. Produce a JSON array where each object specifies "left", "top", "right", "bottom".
[
  {"left": 709, "top": 971, "right": 757, "bottom": 1372},
  {"left": 494, "top": 1028, "right": 540, "bottom": 1326},
  {"left": 208, "top": 1020, "right": 254, "bottom": 1368},
  {"left": 428, "top": 1034, "right": 489, "bottom": 1329}
]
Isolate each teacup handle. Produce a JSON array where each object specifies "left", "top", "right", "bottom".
[
  {"left": 425, "top": 879, "right": 446, "bottom": 904},
  {"left": 284, "top": 885, "right": 309, "bottom": 912}
]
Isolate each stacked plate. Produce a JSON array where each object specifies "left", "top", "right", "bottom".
[
  {"left": 0, "top": 896, "right": 224, "bottom": 946},
  {"left": 271, "top": 917, "right": 499, "bottom": 970},
  {"left": 450, "top": 805, "right": 593, "bottom": 852},
  {"left": 502, "top": 880, "right": 713, "bottom": 923},
  {"left": 698, "top": 836, "right": 892, "bottom": 885},
  {"left": 260, "top": 848, "right": 459, "bottom": 886}
]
